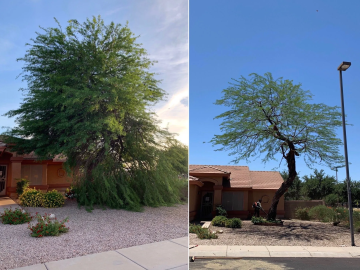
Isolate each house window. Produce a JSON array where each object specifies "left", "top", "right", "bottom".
[
  {"left": 222, "top": 191, "right": 244, "bottom": 211},
  {"left": 21, "top": 165, "right": 43, "bottom": 185}
]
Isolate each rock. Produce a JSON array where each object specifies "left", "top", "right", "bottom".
[
  {"left": 49, "top": 214, "right": 56, "bottom": 220},
  {"left": 217, "top": 230, "right": 223, "bottom": 234},
  {"left": 21, "top": 209, "right": 26, "bottom": 214}
]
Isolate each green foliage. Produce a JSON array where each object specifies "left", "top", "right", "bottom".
[
  {"left": 251, "top": 216, "right": 266, "bottom": 224},
  {"left": 0, "top": 208, "right": 32, "bottom": 225},
  {"left": 211, "top": 216, "right": 228, "bottom": 227},
  {"left": 197, "top": 228, "right": 218, "bottom": 239},
  {"left": 324, "top": 194, "right": 339, "bottom": 207},
  {"left": 295, "top": 207, "right": 310, "bottom": 220},
  {"left": 211, "top": 72, "right": 343, "bottom": 167},
  {"left": 3, "top": 16, "right": 187, "bottom": 210},
  {"left": 64, "top": 186, "right": 77, "bottom": 199},
  {"left": 216, "top": 205, "right": 227, "bottom": 217},
  {"left": 43, "top": 190, "right": 65, "bottom": 208},
  {"left": 302, "top": 170, "right": 336, "bottom": 200},
  {"left": 308, "top": 205, "right": 336, "bottom": 222},
  {"left": 28, "top": 213, "right": 69, "bottom": 238},
  {"left": 225, "top": 218, "right": 242, "bottom": 228},
  {"left": 16, "top": 178, "right": 30, "bottom": 196},
  {"left": 189, "top": 224, "right": 218, "bottom": 239},
  {"left": 20, "top": 188, "right": 44, "bottom": 207}
]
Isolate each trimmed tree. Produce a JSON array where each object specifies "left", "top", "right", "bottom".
[
  {"left": 3, "top": 16, "right": 185, "bottom": 210},
  {"left": 211, "top": 72, "right": 344, "bottom": 220}
]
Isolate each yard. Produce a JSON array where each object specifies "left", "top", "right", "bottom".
[
  {"left": 189, "top": 219, "right": 360, "bottom": 247},
  {"left": 0, "top": 199, "right": 188, "bottom": 270}
]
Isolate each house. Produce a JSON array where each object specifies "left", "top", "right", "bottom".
[
  {"left": 0, "top": 139, "right": 72, "bottom": 198},
  {"left": 189, "top": 165, "right": 285, "bottom": 221}
]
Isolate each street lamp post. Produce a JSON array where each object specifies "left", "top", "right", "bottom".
[{"left": 337, "top": 61, "right": 355, "bottom": 246}]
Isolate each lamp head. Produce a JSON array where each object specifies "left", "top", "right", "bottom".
[{"left": 338, "top": 61, "right": 351, "bottom": 71}]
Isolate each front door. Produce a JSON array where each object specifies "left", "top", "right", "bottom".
[
  {"left": 0, "top": 165, "right": 7, "bottom": 196},
  {"left": 200, "top": 192, "right": 213, "bottom": 220}
]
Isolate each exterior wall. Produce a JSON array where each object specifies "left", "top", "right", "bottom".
[
  {"left": 251, "top": 190, "right": 285, "bottom": 218},
  {"left": 284, "top": 200, "right": 325, "bottom": 219},
  {"left": 189, "top": 184, "right": 199, "bottom": 221}
]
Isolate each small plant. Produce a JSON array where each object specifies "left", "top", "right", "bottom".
[
  {"left": 197, "top": 227, "right": 218, "bottom": 239},
  {"left": 0, "top": 208, "right": 32, "bottom": 225},
  {"left": 28, "top": 213, "right": 69, "bottom": 238},
  {"left": 64, "top": 186, "right": 77, "bottom": 199},
  {"left": 189, "top": 224, "right": 203, "bottom": 234},
  {"left": 19, "top": 188, "right": 44, "bottom": 207},
  {"left": 211, "top": 216, "right": 228, "bottom": 227},
  {"left": 225, "top": 218, "right": 242, "bottom": 228},
  {"left": 216, "top": 205, "right": 227, "bottom": 217},
  {"left": 43, "top": 190, "right": 65, "bottom": 208},
  {"left": 16, "top": 178, "right": 30, "bottom": 196},
  {"left": 251, "top": 216, "right": 266, "bottom": 224},
  {"left": 295, "top": 207, "right": 310, "bottom": 220}
]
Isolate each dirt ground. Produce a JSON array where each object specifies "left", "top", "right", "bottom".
[{"left": 189, "top": 220, "right": 360, "bottom": 247}]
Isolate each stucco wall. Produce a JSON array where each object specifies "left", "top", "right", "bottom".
[
  {"left": 189, "top": 184, "right": 198, "bottom": 213},
  {"left": 47, "top": 164, "right": 72, "bottom": 185}
]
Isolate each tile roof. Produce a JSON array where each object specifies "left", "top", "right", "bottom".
[
  {"left": 189, "top": 175, "right": 199, "bottom": 181},
  {"left": 189, "top": 165, "right": 283, "bottom": 189}
]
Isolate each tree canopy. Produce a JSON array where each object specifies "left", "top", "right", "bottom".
[
  {"left": 3, "top": 16, "right": 186, "bottom": 210},
  {"left": 212, "top": 72, "right": 344, "bottom": 219}
]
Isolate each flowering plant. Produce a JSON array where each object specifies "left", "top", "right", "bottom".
[
  {"left": 0, "top": 208, "right": 32, "bottom": 225},
  {"left": 64, "top": 186, "right": 77, "bottom": 199},
  {"left": 28, "top": 213, "right": 69, "bottom": 238}
]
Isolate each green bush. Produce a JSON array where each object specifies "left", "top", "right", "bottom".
[
  {"left": 225, "top": 218, "right": 242, "bottom": 228},
  {"left": 216, "top": 205, "right": 227, "bottom": 217},
  {"left": 295, "top": 207, "right": 310, "bottom": 220},
  {"left": 43, "top": 190, "right": 65, "bottom": 208},
  {"left": 251, "top": 216, "right": 266, "bottom": 224},
  {"left": 189, "top": 224, "right": 203, "bottom": 234},
  {"left": 308, "top": 205, "right": 336, "bottom": 222},
  {"left": 211, "top": 216, "right": 228, "bottom": 227},
  {"left": 16, "top": 178, "right": 30, "bottom": 196},
  {"left": 28, "top": 213, "right": 69, "bottom": 238},
  {"left": 325, "top": 194, "right": 338, "bottom": 207},
  {"left": 197, "top": 228, "right": 218, "bottom": 239},
  {"left": 19, "top": 188, "right": 44, "bottom": 207},
  {"left": 0, "top": 208, "right": 32, "bottom": 225}
]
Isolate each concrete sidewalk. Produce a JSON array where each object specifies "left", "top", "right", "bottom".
[
  {"left": 13, "top": 237, "right": 188, "bottom": 270},
  {"left": 0, "top": 197, "right": 21, "bottom": 212},
  {"left": 189, "top": 245, "right": 360, "bottom": 258}
]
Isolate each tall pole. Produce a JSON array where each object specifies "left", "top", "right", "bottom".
[{"left": 339, "top": 69, "right": 355, "bottom": 246}]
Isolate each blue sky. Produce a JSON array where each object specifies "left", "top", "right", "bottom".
[
  {"left": 190, "top": 0, "right": 360, "bottom": 182},
  {"left": 0, "top": 0, "right": 188, "bottom": 144}
]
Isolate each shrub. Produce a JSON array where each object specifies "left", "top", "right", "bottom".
[
  {"left": 43, "top": 190, "right": 65, "bottom": 208},
  {"left": 211, "top": 216, "right": 228, "bottom": 227},
  {"left": 308, "top": 205, "right": 336, "bottom": 222},
  {"left": 197, "top": 228, "right": 218, "bottom": 239},
  {"left": 16, "top": 178, "right": 30, "bottom": 196},
  {"left": 216, "top": 205, "right": 227, "bottom": 217},
  {"left": 19, "top": 188, "right": 44, "bottom": 207},
  {"left": 28, "top": 213, "right": 69, "bottom": 238},
  {"left": 251, "top": 216, "right": 266, "bottom": 224},
  {"left": 325, "top": 194, "right": 338, "bottom": 207},
  {"left": 189, "top": 224, "right": 203, "bottom": 234},
  {"left": 225, "top": 218, "right": 242, "bottom": 228},
  {"left": 0, "top": 208, "right": 32, "bottom": 225},
  {"left": 295, "top": 207, "right": 310, "bottom": 220}
]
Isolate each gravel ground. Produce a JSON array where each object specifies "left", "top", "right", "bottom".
[
  {"left": 0, "top": 200, "right": 188, "bottom": 270},
  {"left": 190, "top": 220, "right": 360, "bottom": 247}
]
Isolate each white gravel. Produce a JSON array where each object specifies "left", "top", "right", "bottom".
[{"left": 0, "top": 200, "right": 188, "bottom": 270}]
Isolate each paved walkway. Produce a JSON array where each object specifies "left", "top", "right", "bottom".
[
  {"left": 13, "top": 237, "right": 188, "bottom": 270},
  {"left": 189, "top": 245, "right": 360, "bottom": 258},
  {"left": 0, "top": 196, "right": 20, "bottom": 212}
]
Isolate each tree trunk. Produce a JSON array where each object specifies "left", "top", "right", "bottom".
[{"left": 267, "top": 144, "right": 297, "bottom": 220}]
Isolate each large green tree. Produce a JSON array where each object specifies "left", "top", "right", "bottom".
[
  {"left": 212, "top": 72, "right": 344, "bottom": 220},
  {"left": 302, "top": 169, "right": 336, "bottom": 200},
  {"left": 3, "top": 16, "right": 185, "bottom": 210},
  {"left": 280, "top": 170, "right": 303, "bottom": 200}
]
